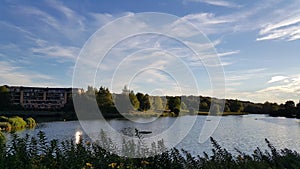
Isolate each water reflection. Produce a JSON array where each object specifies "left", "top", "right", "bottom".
[{"left": 75, "top": 130, "right": 82, "bottom": 144}]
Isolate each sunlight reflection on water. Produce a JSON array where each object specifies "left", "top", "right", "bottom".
[{"left": 75, "top": 130, "right": 82, "bottom": 144}]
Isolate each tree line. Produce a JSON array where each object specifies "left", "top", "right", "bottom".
[{"left": 0, "top": 85, "right": 299, "bottom": 119}]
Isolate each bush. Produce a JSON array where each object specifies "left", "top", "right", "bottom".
[
  {"left": 8, "top": 116, "right": 27, "bottom": 130},
  {"left": 25, "top": 117, "right": 36, "bottom": 128},
  {"left": 0, "top": 132, "right": 5, "bottom": 142},
  {"left": 0, "top": 116, "right": 8, "bottom": 122}
]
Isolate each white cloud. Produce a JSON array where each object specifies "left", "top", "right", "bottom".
[
  {"left": 268, "top": 76, "right": 288, "bottom": 83},
  {"left": 217, "top": 50, "right": 240, "bottom": 57},
  {"left": 185, "top": 0, "right": 241, "bottom": 8},
  {"left": 256, "top": 4, "right": 300, "bottom": 41},
  {"left": 225, "top": 73, "right": 300, "bottom": 103},
  {"left": 181, "top": 13, "right": 233, "bottom": 35},
  {"left": 225, "top": 68, "right": 266, "bottom": 86},
  {"left": 0, "top": 61, "right": 57, "bottom": 87},
  {"left": 31, "top": 45, "right": 79, "bottom": 60},
  {"left": 19, "top": 6, "right": 60, "bottom": 29}
]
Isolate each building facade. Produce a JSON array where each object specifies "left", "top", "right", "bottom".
[{"left": 7, "top": 86, "right": 83, "bottom": 110}]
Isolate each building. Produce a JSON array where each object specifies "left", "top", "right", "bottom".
[{"left": 7, "top": 86, "right": 83, "bottom": 110}]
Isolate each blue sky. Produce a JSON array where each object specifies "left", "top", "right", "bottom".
[{"left": 1, "top": 0, "right": 300, "bottom": 103}]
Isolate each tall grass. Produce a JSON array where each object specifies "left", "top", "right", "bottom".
[{"left": 0, "top": 131, "right": 299, "bottom": 169}]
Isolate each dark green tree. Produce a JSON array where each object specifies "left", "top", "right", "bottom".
[
  {"left": 0, "top": 85, "right": 11, "bottom": 110},
  {"left": 199, "top": 102, "right": 209, "bottom": 111},
  {"left": 96, "top": 87, "right": 115, "bottom": 114},
  {"left": 284, "top": 100, "right": 296, "bottom": 117},
  {"left": 230, "top": 100, "right": 244, "bottom": 112},
  {"left": 224, "top": 104, "right": 231, "bottom": 112},
  {"left": 97, "top": 87, "right": 114, "bottom": 108},
  {"left": 129, "top": 91, "right": 139, "bottom": 110},
  {"left": 167, "top": 96, "right": 181, "bottom": 113},
  {"left": 136, "top": 92, "right": 150, "bottom": 111},
  {"left": 296, "top": 102, "right": 300, "bottom": 118}
]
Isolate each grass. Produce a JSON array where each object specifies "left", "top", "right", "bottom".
[{"left": 0, "top": 131, "right": 299, "bottom": 169}]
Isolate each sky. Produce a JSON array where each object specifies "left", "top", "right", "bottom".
[{"left": 1, "top": 0, "right": 300, "bottom": 104}]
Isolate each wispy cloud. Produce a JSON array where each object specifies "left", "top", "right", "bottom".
[
  {"left": 31, "top": 44, "right": 79, "bottom": 60},
  {"left": 181, "top": 13, "right": 233, "bottom": 35},
  {"left": 0, "top": 61, "right": 57, "bottom": 87},
  {"left": 257, "top": 13, "right": 300, "bottom": 41},
  {"left": 184, "top": 0, "right": 241, "bottom": 8},
  {"left": 268, "top": 76, "right": 288, "bottom": 83},
  {"left": 225, "top": 68, "right": 266, "bottom": 86}
]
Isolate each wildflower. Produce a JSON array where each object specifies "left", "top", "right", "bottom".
[
  {"left": 108, "top": 162, "right": 117, "bottom": 168},
  {"left": 141, "top": 160, "right": 149, "bottom": 165},
  {"left": 86, "top": 162, "right": 93, "bottom": 167},
  {"left": 117, "top": 163, "right": 124, "bottom": 169}
]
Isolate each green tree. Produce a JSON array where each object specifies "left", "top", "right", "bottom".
[
  {"left": 150, "top": 96, "right": 163, "bottom": 111},
  {"left": 210, "top": 104, "right": 221, "bottom": 115},
  {"left": 199, "top": 102, "right": 209, "bottom": 111},
  {"left": 86, "top": 86, "right": 97, "bottom": 95},
  {"left": 296, "top": 102, "right": 300, "bottom": 118},
  {"left": 136, "top": 93, "right": 150, "bottom": 111},
  {"left": 167, "top": 96, "right": 181, "bottom": 112},
  {"left": 97, "top": 87, "right": 114, "bottom": 108},
  {"left": 129, "top": 91, "right": 139, "bottom": 110},
  {"left": 230, "top": 100, "right": 244, "bottom": 112},
  {"left": 284, "top": 100, "right": 296, "bottom": 117},
  {"left": 96, "top": 87, "right": 115, "bottom": 114},
  {"left": 0, "top": 85, "right": 11, "bottom": 110},
  {"left": 142, "top": 94, "right": 151, "bottom": 111},
  {"left": 224, "top": 104, "right": 231, "bottom": 112}
]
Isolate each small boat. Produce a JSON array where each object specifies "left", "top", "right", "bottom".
[
  {"left": 138, "top": 131, "right": 152, "bottom": 134},
  {"left": 135, "top": 128, "right": 152, "bottom": 135}
]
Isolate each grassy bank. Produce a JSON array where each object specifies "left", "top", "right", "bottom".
[
  {"left": 197, "top": 111, "right": 248, "bottom": 116},
  {"left": 0, "top": 131, "right": 299, "bottom": 169}
]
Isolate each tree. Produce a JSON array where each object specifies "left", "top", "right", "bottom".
[
  {"left": 284, "top": 100, "right": 296, "bottom": 117},
  {"left": 230, "top": 100, "right": 244, "bottom": 112},
  {"left": 96, "top": 87, "right": 115, "bottom": 113},
  {"left": 136, "top": 92, "right": 150, "bottom": 111},
  {"left": 224, "top": 104, "right": 231, "bottom": 112},
  {"left": 150, "top": 96, "right": 163, "bottom": 111},
  {"left": 129, "top": 91, "right": 139, "bottom": 110},
  {"left": 86, "top": 86, "right": 97, "bottom": 95},
  {"left": 167, "top": 96, "right": 181, "bottom": 113},
  {"left": 210, "top": 104, "right": 221, "bottom": 115},
  {"left": 0, "top": 85, "right": 11, "bottom": 110},
  {"left": 199, "top": 102, "right": 209, "bottom": 111},
  {"left": 180, "top": 101, "right": 187, "bottom": 110},
  {"left": 142, "top": 94, "right": 151, "bottom": 111},
  {"left": 296, "top": 102, "right": 300, "bottom": 119}
]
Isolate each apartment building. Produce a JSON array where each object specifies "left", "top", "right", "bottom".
[{"left": 7, "top": 86, "right": 83, "bottom": 110}]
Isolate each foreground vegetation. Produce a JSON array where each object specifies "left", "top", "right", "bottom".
[{"left": 0, "top": 132, "right": 299, "bottom": 169}]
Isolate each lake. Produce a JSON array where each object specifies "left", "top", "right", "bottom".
[{"left": 4, "top": 114, "right": 300, "bottom": 156}]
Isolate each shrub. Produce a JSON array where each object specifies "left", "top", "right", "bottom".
[
  {"left": 25, "top": 117, "right": 36, "bottom": 128},
  {"left": 0, "top": 132, "right": 5, "bottom": 142},
  {"left": 0, "top": 116, "right": 8, "bottom": 122},
  {"left": 8, "top": 116, "right": 27, "bottom": 130}
]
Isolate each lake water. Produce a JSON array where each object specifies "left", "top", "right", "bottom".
[{"left": 4, "top": 114, "right": 300, "bottom": 156}]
